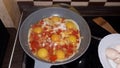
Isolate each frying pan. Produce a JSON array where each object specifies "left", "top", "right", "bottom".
[{"left": 19, "top": 5, "right": 91, "bottom": 68}]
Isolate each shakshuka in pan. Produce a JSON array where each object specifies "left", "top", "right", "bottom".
[{"left": 28, "top": 16, "right": 81, "bottom": 62}]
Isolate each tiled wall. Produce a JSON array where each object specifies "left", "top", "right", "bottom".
[{"left": 17, "top": 0, "right": 120, "bottom": 6}]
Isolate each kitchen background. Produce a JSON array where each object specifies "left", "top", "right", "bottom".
[
  {"left": 17, "top": 0, "right": 120, "bottom": 7},
  {"left": 0, "top": 0, "right": 120, "bottom": 28},
  {"left": 0, "top": 0, "right": 120, "bottom": 68}
]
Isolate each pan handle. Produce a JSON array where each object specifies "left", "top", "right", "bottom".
[
  {"left": 52, "top": 3, "right": 80, "bottom": 14},
  {"left": 34, "top": 60, "right": 51, "bottom": 68}
]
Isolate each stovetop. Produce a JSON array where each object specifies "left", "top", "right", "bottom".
[{"left": 21, "top": 16, "right": 120, "bottom": 68}]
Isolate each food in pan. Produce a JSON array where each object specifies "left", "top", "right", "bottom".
[{"left": 28, "top": 16, "right": 81, "bottom": 62}]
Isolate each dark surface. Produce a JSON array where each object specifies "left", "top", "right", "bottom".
[
  {"left": 1, "top": 28, "right": 16, "bottom": 68},
  {"left": 0, "top": 19, "right": 10, "bottom": 68},
  {"left": 84, "top": 16, "right": 120, "bottom": 38}
]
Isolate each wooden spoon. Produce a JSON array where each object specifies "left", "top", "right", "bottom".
[{"left": 93, "top": 17, "right": 118, "bottom": 33}]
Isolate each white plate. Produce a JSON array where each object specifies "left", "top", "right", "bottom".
[{"left": 98, "top": 34, "right": 120, "bottom": 68}]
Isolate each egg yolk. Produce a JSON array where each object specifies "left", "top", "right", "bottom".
[
  {"left": 33, "top": 27, "right": 42, "bottom": 34},
  {"left": 51, "top": 34, "right": 60, "bottom": 42},
  {"left": 65, "top": 21, "right": 75, "bottom": 29},
  {"left": 51, "top": 16, "right": 61, "bottom": 23},
  {"left": 37, "top": 48, "right": 48, "bottom": 59},
  {"left": 68, "top": 35, "right": 77, "bottom": 43},
  {"left": 56, "top": 50, "right": 65, "bottom": 60}
]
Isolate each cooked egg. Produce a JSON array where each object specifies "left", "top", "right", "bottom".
[
  {"left": 65, "top": 20, "right": 76, "bottom": 29},
  {"left": 106, "top": 48, "right": 119, "bottom": 60},
  {"left": 56, "top": 50, "right": 65, "bottom": 60},
  {"left": 68, "top": 35, "right": 77, "bottom": 43},
  {"left": 51, "top": 16, "right": 61, "bottom": 23},
  {"left": 51, "top": 34, "right": 60, "bottom": 42},
  {"left": 37, "top": 48, "right": 48, "bottom": 59},
  {"left": 33, "top": 27, "right": 42, "bottom": 34}
]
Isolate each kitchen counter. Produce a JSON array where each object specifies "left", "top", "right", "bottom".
[{"left": 2, "top": 6, "right": 120, "bottom": 68}]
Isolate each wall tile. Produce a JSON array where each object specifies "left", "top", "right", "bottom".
[
  {"left": 107, "top": 0, "right": 120, "bottom": 2},
  {"left": 53, "top": 2, "right": 71, "bottom": 5},
  {"left": 17, "top": 0, "right": 33, "bottom": 1},
  {"left": 71, "top": 2, "right": 88, "bottom": 6},
  {"left": 89, "top": 0, "right": 107, "bottom": 2},
  {"left": 34, "top": 0, "right": 52, "bottom": 1},
  {"left": 16, "top": 0, "right": 120, "bottom": 6},
  {"left": 105, "top": 2, "right": 120, "bottom": 6},
  {"left": 34, "top": 1, "right": 52, "bottom": 6},
  {"left": 53, "top": 0, "right": 71, "bottom": 2},
  {"left": 72, "top": 0, "right": 89, "bottom": 2}
]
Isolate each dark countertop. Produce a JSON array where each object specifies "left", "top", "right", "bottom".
[{"left": 2, "top": 6, "right": 120, "bottom": 68}]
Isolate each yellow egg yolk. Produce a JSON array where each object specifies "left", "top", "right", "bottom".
[
  {"left": 68, "top": 35, "right": 77, "bottom": 43},
  {"left": 33, "top": 27, "right": 42, "bottom": 34},
  {"left": 51, "top": 34, "right": 60, "bottom": 42},
  {"left": 56, "top": 50, "right": 65, "bottom": 60},
  {"left": 65, "top": 21, "right": 75, "bottom": 29},
  {"left": 37, "top": 48, "right": 48, "bottom": 59},
  {"left": 51, "top": 16, "right": 61, "bottom": 23}
]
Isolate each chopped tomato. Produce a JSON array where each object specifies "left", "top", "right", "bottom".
[
  {"left": 30, "top": 33, "right": 39, "bottom": 40},
  {"left": 72, "top": 30, "right": 78, "bottom": 34},
  {"left": 62, "top": 45, "right": 68, "bottom": 50},
  {"left": 44, "top": 44, "right": 51, "bottom": 50},
  {"left": 56, "top": 29, "right": 62, "bottom": 34},
  {"left": 67, "top": 48, "right": 73, "bottom": 53},
  {"left": 41, "top": 32, "right": 46, "bottom": 37},
  {"left": 39, "top": 20, "right": 44, "bottom": 25},
  {"left": 72, "top": 30, "right": 79, "bottom": 38},
  {"left": 56, "top": 45, "right": 62, "bottom": 50},
  {"left": 49, "top": 55, "right": 57, "bottom": 62},
  {"left": 67, "top": 44, "right": 74, "bottom": 53},
  {"left": 45, "top": 30, "right": 53, "bottom": 37},
  {"left": 30, "top": 41, "right": 40, "bottom": 51}
]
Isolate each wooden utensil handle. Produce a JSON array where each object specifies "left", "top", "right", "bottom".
[{"left": 93, "top": 17, "right": 118, "bottom": 33}]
